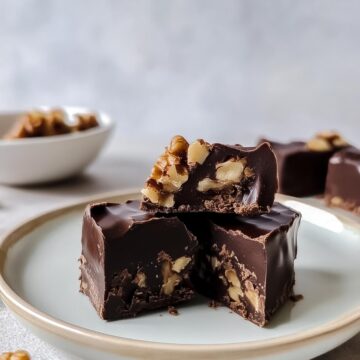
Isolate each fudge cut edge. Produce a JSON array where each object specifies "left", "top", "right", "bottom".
[{"left": 185, "top": 203, "right": 301, "bottom": 327}]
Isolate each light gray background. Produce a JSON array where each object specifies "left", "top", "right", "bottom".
[
  {"left": 1, "top": 0, "right": 360, "bottom": 145},
  {"left": 0, "top": 1, "right": 359, "bottom": 359}
]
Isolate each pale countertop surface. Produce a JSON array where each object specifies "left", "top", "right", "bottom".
[{"left": 0, "top": 137, "right": 359, "bottom": 360}]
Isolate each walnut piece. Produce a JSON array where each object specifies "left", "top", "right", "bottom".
[
  {"left": 225, "top": 269, "right": 241, "bottom": 288},
  {"left": 168, "top": 305, "right": 179, "bottom": 316},
  {"left": 330, "top": 196, "right": 343, "bottom": 206},
  {"left": 228, "top": 286, "right": 243, "bottom": 302},
  {"left": 159, "top": 254, "right": 192, "bottom": 295},
  {"left": 161, "top": 262, "right": 181, "bottom": 296},
  {"left": 306, "top": 131, "right": 348, "bottom": 152},
  {"left": 141, "top": 182, "right": 161, "bottom": 204},
  {"left": 306, "top": 137, "right": 332, "bottom": 152},
  {"left": 187, "top": 139, "right": 210, "bottom": 165},
  {"left": 211, "top": 256, "right": 221, "bottom": 270},
  {"left": 216, "top": 158, "right": 245, "bottom": 182},
  {"left": 4, "top": 110, "right": 70, "bottom": 139},
  {"left": 244, "top": 280, "right": 263, "bottom": 313},
  {"left": 142, "top": 135, "right": 191, "bottom": 207},
  {"left": 133, "top": 272, "right": 146, "bottom": 287},
  {"left": 225, "top": 269, "right": 243, "bottom": 302},
  {"left": 141, "top": 180, "right": 175, "bottom": 208},
  {"left": 197, "top": 158, "right": 246, "bottom": 192},
  {"left": 0, "top": 350, "right": 31, "bottom": 360},
  {"left": 3, "top": 109, "right": 99, "bottom": 140},
  {"left": 197, "top": 178, "right": 229, "bottom": 192},
  {"left": 169, "top": 135, "right": 189, "bottom": 156},
  {"left": 172, "top": 256, "right": 191, "bottom": 273},
  {"left": 158, "top": 164, "right": 189, "bottom": 192},
  {"left": 74, "top": 113, "right": 99, "bottom": 131}
]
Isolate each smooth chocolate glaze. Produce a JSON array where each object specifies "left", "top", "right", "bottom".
[
  {"left": 181, "top": 203, "right": 301, "bottom": 327},
  {"left": 325, "top": 147, "right": 360, "bottom": 212},
  {"left": 261, "top": 139, "right": 347, "bottom": 197},
  {"left": 142, "top": 142, "right": 278, "bottom": 215},
  {"left": 80, "top": 200, "right": 198, "bottom": 320}
]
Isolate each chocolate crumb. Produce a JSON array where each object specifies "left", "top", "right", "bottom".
[
  {"left": 208, "top": 300, "right": 220, "bottom": 309},
  {"left": 168, "top": 306, "right": 179, "bottom": 316},
  {"left": 290, "top": 294, "right": 304, "bottom": 302}
]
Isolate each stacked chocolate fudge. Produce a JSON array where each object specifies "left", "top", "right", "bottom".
[{"left": 80, "top": 136, "right": 301, "bottom": 327}]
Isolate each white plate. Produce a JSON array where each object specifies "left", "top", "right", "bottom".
[
  {"left": 0, "top": 107, "right": 114, "bottom": 185},
  {"left": 0, "top": 190, "right": 359, "bottom": 360}
]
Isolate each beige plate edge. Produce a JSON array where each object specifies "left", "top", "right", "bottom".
[{"left": 0, "top": 189, "right": 359, "bottom": 359}]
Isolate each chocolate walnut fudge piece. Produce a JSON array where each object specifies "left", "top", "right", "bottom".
[
  {"left": 182, "top": 202, "right": 301, "bottom": 327},
  {"left": 325, "top": 147, "right": 360, "bottom": 214},
  {"left": 141, "top": 136, "right": 278, "bottom": 215},
  {"left": 79, "top": 200, "right": 198, "bottom": 320},
  {"left": 261, "top": 131, "right": 349, "bottom": 197}
]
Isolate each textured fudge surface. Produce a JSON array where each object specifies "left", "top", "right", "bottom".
[
  {"left": 325, "top": 147, "right": 360, "bottom": 213},
  {"left": 263, "top": 134, "right": 348, "bottom": 197},
  {"left": 184, "top": 202, "right": 301, "bottom": 327},
  {"left": 79, "top": 200, "right": 198, "bottom": 320},
  {"left": 141, "top": 136, "right": 278, "bottom": 215}
]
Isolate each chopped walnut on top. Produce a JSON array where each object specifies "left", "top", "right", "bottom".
[
  {"left": 3, "top": 109, "right": 99, "bottom": 140},
  {"left": 306, "top": 131, "right": 349, "bottom": 152},
  {"left": 141, "top": 135, "right": 211, "bottom": 207}
]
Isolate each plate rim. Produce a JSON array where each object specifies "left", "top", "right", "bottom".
[{"left": 0, "top": 189, "right": 359, "bottom": 358}]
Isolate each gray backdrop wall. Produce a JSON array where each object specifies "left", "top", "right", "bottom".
[{"left": 0, "top": 0, "right": 359, "bottom": 146}]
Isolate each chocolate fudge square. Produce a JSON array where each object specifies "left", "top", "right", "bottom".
[
  {"left": 141, "top": 135, "right": 278, "bottom": 215},
  {"left": 79, "top": 200, "right": 198, "bottom": 320},
  {"left": 261, "top": 132, "right": 348, "bottom": 197},
  {"left": 182, "top": 203, "right": 301, "bottom": 327},
  {"left": 325, "top": 147, "right": 360, "bottom": 214}
]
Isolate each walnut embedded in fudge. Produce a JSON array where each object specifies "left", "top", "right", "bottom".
[
  {"left": 141, "top": 135, "right": 278, "bottom": 215},
  {"left": 306, "top": 131, "right": 349, "bottom": 152},
  {"left": 79, "top": 200, "right": 198, "bottom": 320}
]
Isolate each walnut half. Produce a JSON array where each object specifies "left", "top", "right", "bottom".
[
  {"left": 197, "top": 158, "right": 248, "bottom": 192},
  {"left": 159, "top": 254, "right": 191, "bottom": 295}
]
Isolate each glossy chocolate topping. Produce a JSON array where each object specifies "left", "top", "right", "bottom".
[
  {"left": 212, "top": 202, "right": 300, "bottom": 239},
  {"left": 90, "top": 200, "right": 154, "bottom": 238}
]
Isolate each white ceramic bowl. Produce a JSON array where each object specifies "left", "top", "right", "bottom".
[{"left": 0, "top": 107, "right": 114, "bottom": 185}]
